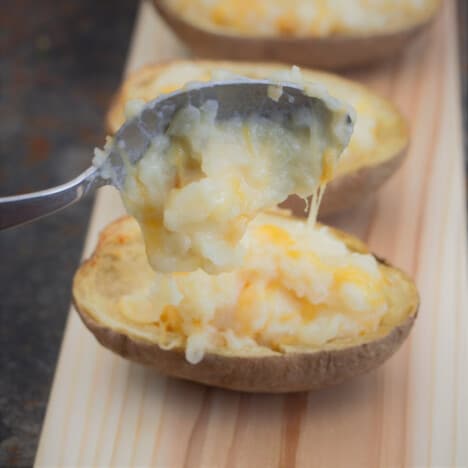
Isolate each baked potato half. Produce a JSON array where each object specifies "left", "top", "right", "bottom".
[
  {"left": 152, "top": 0, "right": 440, "bottom": 69},
  {"left": 73, "top": 215, "right": 418, "bottom": 393},
  {"left": 106, "top": 60, "right": 409, "bottom": 217}
]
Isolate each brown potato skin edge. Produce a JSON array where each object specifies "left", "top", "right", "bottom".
[
  {"left": 73, "top": 257, "right": 418, "bottom": 393},
  {"left": 152, "top": 0, "right": 438, "bottom": 70}
]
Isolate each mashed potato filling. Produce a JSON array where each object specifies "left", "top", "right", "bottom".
[
  {"left": 96, "top": 72, "right": 353, "bottom": 273},
  {"left": 104, "top": 214, "right": 389, "bottom": 364},
  {"left": 163, "top": 0, "right": 439, "bottom": 37}
]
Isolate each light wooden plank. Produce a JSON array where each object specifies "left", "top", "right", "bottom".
[{"left": 35, "top": 0, "right": 468, "bottom": 466}]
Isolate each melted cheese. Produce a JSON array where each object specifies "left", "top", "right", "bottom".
[
  {"left": 96, "top": 69, "right": 353, "bottom": 274},
  {"left": 163, "top": 0, "right": 439, "bottom": 37}
]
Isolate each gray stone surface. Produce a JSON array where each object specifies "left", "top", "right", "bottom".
[{"left": 0, "top": 1, "right": 136, "bottom": 466}]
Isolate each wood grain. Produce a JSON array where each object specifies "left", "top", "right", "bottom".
[{"left": 35, "top": 0, "right": 467, "bottom": 466}]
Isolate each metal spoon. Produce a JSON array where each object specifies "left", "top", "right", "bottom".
[{"left": 0, "top": 81, "right": 342, "bottom": 230}]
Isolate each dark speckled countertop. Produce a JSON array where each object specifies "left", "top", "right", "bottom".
[
  {"left": 0, "top": 1, "right": 136, "bottom": 466},
  {"left": 0, "top": 1, "right": 466, "bottom": 467}
]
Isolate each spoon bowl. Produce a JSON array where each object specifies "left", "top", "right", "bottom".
[{"left": 0, "top": 80, "right": 342, "bottom": 230}]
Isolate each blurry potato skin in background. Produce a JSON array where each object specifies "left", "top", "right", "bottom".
[
  {"left": 159, "top": 0, "right": 440, "bottom": 37},
  {"left": 105, "top": 60, "right": 409, "bottom": 218},
  {"left": 153, "top": 0, "right": 441, "bottom": 69}
]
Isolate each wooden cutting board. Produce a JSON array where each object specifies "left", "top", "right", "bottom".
[{"left": 35, "top": 1, "right": 467, "bottom": 466}]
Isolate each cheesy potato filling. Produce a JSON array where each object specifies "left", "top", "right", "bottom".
[
  {"left": 91, "top": 69, "right": 398, "bottom": 364},
  {"left": 111, "top": 214, "right": 389, "bottom": 364},
  {"left": 96, "top": 70, "right": 353, "bottom": 273},
  {"left": 162, "top": 0, "right": 439, "bottom": 37}
]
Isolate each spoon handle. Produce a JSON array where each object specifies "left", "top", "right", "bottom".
[{"left": 0, "top": 166, "right": 102, "bottom": 230}]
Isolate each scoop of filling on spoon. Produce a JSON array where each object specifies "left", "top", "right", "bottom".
[{"left": 94, "top": 68, "right": 355, "bottom": 274}]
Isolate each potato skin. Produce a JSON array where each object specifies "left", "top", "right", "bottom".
[
  {"left": 105, "top": 60, "right": 409, "bottom": 217},
  {"left": 321, "top": 149, "right": 407, "bottom": 217},
  {"left": 152, "top": 0, "right": 438, "bottom": 70},
  {"left": 73, "top": 217, "right": 418, "bottom": 393},
  {"left": 76, "top": 301, "right": 416, "bottom": 393}
]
